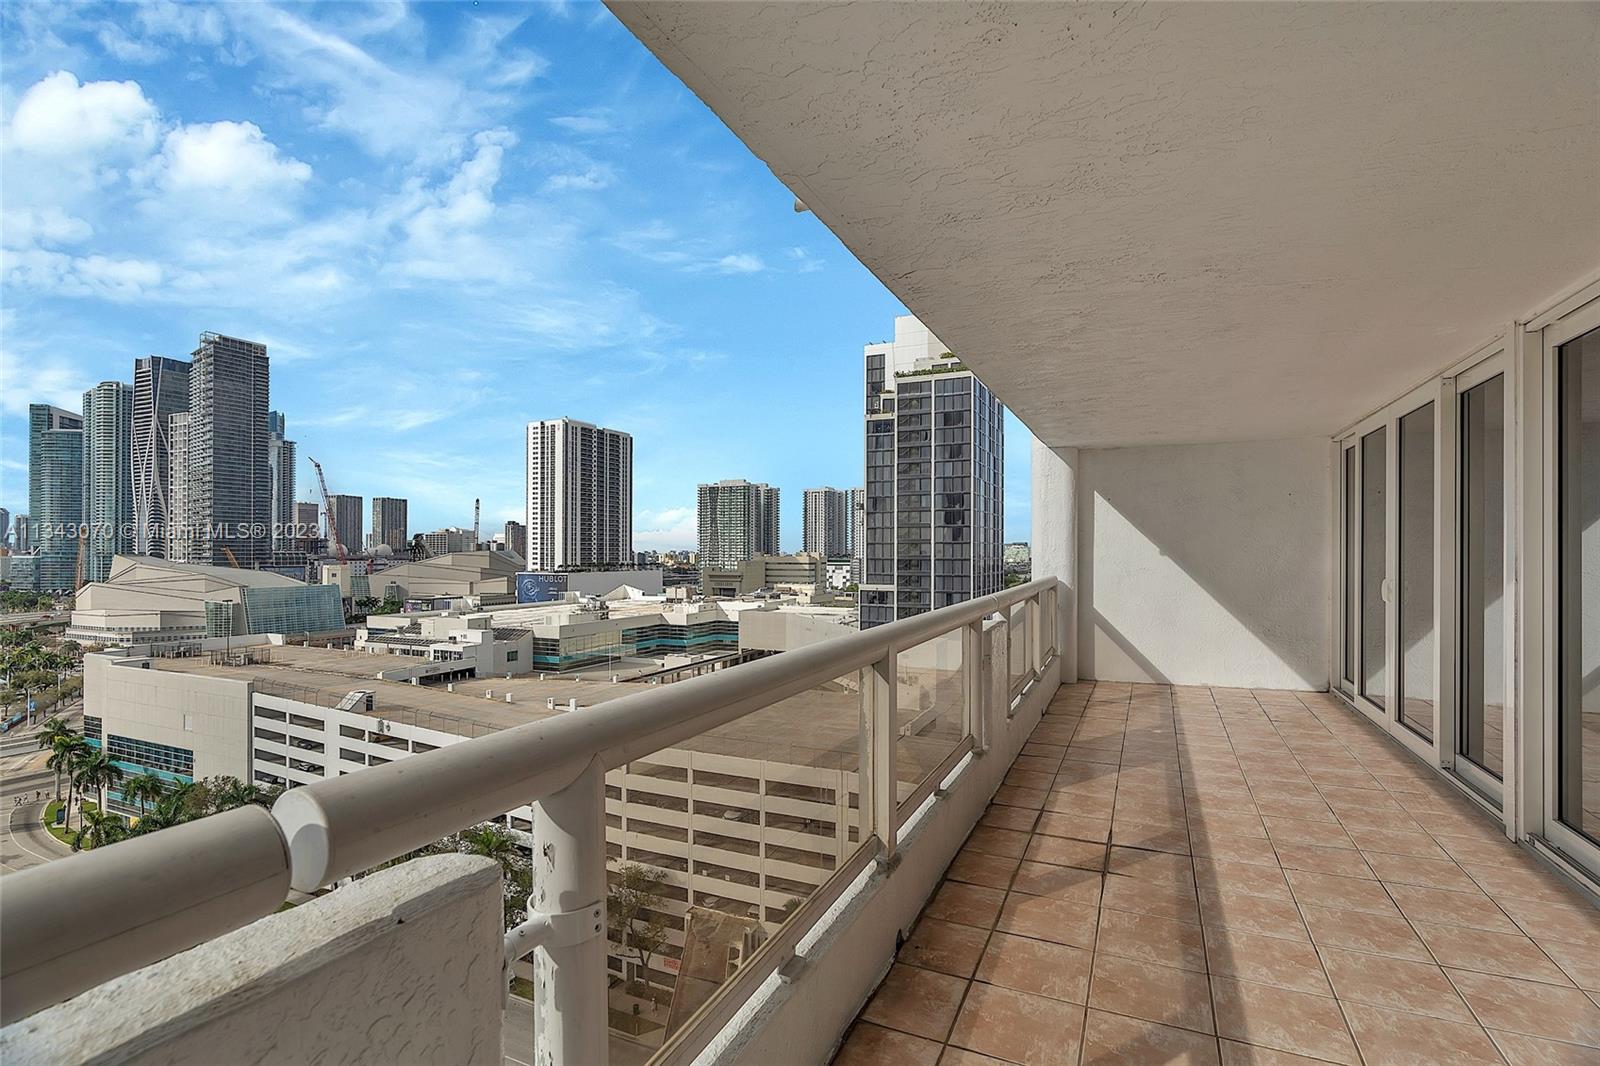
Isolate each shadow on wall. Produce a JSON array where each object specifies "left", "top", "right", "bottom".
[{"left": 1077, "top": 438, "right": 1331, "bottom": 691}]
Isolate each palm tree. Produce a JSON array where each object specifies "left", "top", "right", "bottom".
[
  {"left": 48, "top": 733, "right": 90, "bottom": 824},
  {"left": 460, "top": 824, "right": 519, "bottom": 866},
  {"left": 122, "top": 772, "right": 167, "bottom": 818},
  {"left": 70, "top": 749, "right": 123, "bottom": 830},
  {"left": 37, "top": 718, "right": 74, "bottom": 799},
  {"left": 132, "top": 783, "right": 197, "bottom": 835},
  {"left": 74, "top": 808, "right": 128, "bottom": 852}
]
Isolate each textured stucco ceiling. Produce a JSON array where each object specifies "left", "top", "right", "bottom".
[{"left": 610, "top": 2, "right": 1600, "bottom": 448}]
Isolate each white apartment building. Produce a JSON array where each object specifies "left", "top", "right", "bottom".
[{"left": 525, "top": 418, "right": 633, "bottom": 571}]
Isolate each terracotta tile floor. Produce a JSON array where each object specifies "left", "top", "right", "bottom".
[{"left": 833, "top": 682, "right": 1600, "bottom": 1066}]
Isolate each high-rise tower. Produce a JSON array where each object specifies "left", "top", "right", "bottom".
[
  {"left": 81, "top": 381, "right": 135, "bottom": 583},
  {"left": 860, "top": 316, "right": 1003, "bottom": 629},
  {"left": 802, "top": 486, "right": 849, "bottom": 558},
  {"left": 131, "top": 356, "right": 190, "bottom": 557},
  {"left": 184, "top": 333, "right": 270, "bottom": 567},
  {"left": 524, "top": 418, "right": 633, "bottom": 570},
  {"left": 28, "top": 404, "right": 84, "bottom": 591},
  {"left": 697, "top": 480, "right": 780, "bottom": 569}
]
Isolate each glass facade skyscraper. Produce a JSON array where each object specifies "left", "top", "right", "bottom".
[
  {"left": 28, "top": 404, "right": 84, "bottom": 592},
  {"left": 132, "top": 355, "right": 190, "bottom": 557},
  {"left": 185, "top": 333, "right": 270, "bottom": 567},
  {"left": 82, "top": 381, "right": 135, "bottom": 584},
  {"left": 859, "top": 316, "right": 1003, "bottom": 630}
]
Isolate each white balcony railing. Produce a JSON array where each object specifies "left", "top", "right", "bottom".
[{"left": 1, "top": 576, "right": 1061, "bottom": 1064}]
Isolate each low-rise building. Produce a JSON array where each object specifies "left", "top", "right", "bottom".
[
  {"left": 701, "top": 554, "right": 829, "bottom": 599},
  {"left": 514, "top": 568, "right": 665, "bottom": 602},
  {"left": 67, "top": 555, "right": 347, "bottom": 648},
  {"left": 364, "top": 551, "right": 522, "bottom": 603},
  {"left": 80, "top": 643, "right": 959, "bottom": 1003}
]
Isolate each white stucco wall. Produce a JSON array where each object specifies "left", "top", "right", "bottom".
[
  {"left": 86, "top": 653, "right": 254, "bottom": 782},
  {"left": 0, "top": 855, "right": 504, "bottom": 1065},
  {"left": 1035, "top": 438, "right": 1331, "bottom": 690}
]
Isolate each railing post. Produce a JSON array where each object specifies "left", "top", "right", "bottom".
[
  {"left": 1028, "top": 591, "right": 1044, "bottom": 679},
  {"left": 530, "top": 759, "right": 608, "bottom": 1066},
  {"left": 963, "top": 621, "right": 987, "bottom": 753},
  {"left": 861, "top": 651, "right": 898, "bottom": 860}
]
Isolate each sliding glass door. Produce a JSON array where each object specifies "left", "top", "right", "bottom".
[
  {"left": 1457, "top": 369, "right": 1507, "bottom": 799},
  {"left": 1553, "top": 325, "right": 1599, "bottom": 852},
  {"left": 1338, "top": 387, "right": 1438, "bottom": 758},
  {"left": 1398, "top": 403, "right": 1436, "bottom": 741},
  {"left": 1360, "top": 428, "right": 1388, "bottom": 709}
]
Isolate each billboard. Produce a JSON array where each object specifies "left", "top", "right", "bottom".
[{"left": 516, "top": 571, "right": 568, "bottom": 604}]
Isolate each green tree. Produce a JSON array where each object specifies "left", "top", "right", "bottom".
[
  {"left": 71, "top": 749, "right": 123, "bottom": 830},
  {"left": 608, "top": 864, "right": 671, "bottom": 993},
  {"left": 37, "top": 716, "right": 74, "bottom": 799},
  {"left": 48, "top": 733, "right": 90, "bottom": 822},
  {"left": 131, "top": 783, "right": 197, "bottom": 835},
  {"left": 460, "top": 824, "right": 519, "bottom": 865},
  {"left": 74, "top": 808, "right": 128, "bottom": 852},
  {"left": 122, "top": 772, "right": 168, "bottom": 817}
]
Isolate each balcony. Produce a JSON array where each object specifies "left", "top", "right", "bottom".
[
  {"left": 4, "top": 4, "right": 1599, "bottom": 1064},
  {"left": 1, "top": 579, "right": 1068, "bottom": 1066},
  {"left": 839, "top": 682, "right": 1600, "bottom": 1065}
]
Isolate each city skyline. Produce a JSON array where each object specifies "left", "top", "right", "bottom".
[{"left": 0, "top": 3, "right": 1033, "bottom": 552}]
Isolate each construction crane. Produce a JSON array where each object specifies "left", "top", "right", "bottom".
[
  {"left": 221, "top": 546, "right": 241, "bottom": 569},
  {"left": 307, "top": 456, "right": 347, "bottom": 563}
]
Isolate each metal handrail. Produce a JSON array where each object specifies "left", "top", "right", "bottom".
[{"left": 0, "top": 577, "right": 1058, "bottom": 1029}]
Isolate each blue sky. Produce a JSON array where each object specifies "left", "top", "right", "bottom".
[{"left": 0, "top": 0, "right": 1032, "bottom": 552}]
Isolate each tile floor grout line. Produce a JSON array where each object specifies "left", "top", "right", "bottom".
[
  {"left": 1290, "top": 689, "right": 1514, "bottom": 1057},
  {"left": 1261, "top": 687, "right": 1371, "bottom": 1066},
  {"left": 837, "top": 683, "right": 1599, "bottom": 1065}
]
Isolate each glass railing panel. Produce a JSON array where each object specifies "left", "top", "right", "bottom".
[
  {"left": 615, "top": 670, "right": 866, "bottom": 1062},
  {"left": 894, "top": 627, "right": 967, "bottom": 816}
]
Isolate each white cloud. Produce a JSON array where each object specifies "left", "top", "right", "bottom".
[
  {"left": 634, "top": 505, "right": 697, "bottom": 551},
  {"left": 2, "top": 207, "right": 93, "bottom": 247},
  {"left": 131, "top": 1, "right": 227, "bottom": 46},
  {"left": 214, "top": 5, "right": 542, "bottom": 163},
  {"left": 716, "top": 253, "right": 764, "bottom": 274},
  {"left": 6, "top": 71, "right": 159, "bottom": 158},
  {"left": 0, "top": 346, "right": 92, "bottom": 416},
  {"left": 387, "top": 128, "right": 518, "bottom": 281},
  {"left": 550, "top": 111, "right": 615, "bottom": 136},
  {"left": 2, "top": 248, "right": 162, "bottom": 302},
  {"left": 96, "top": 24, "right": 166, "bottom": 63},
  {"left": 786, "top": 246, "right": 824, "bottom": 274},
  {"left": 147, "top": 120, "right": 312, "bottom": 200},
  {"left": 544, "top": 164, "right": 616, "bottom": 193}
]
